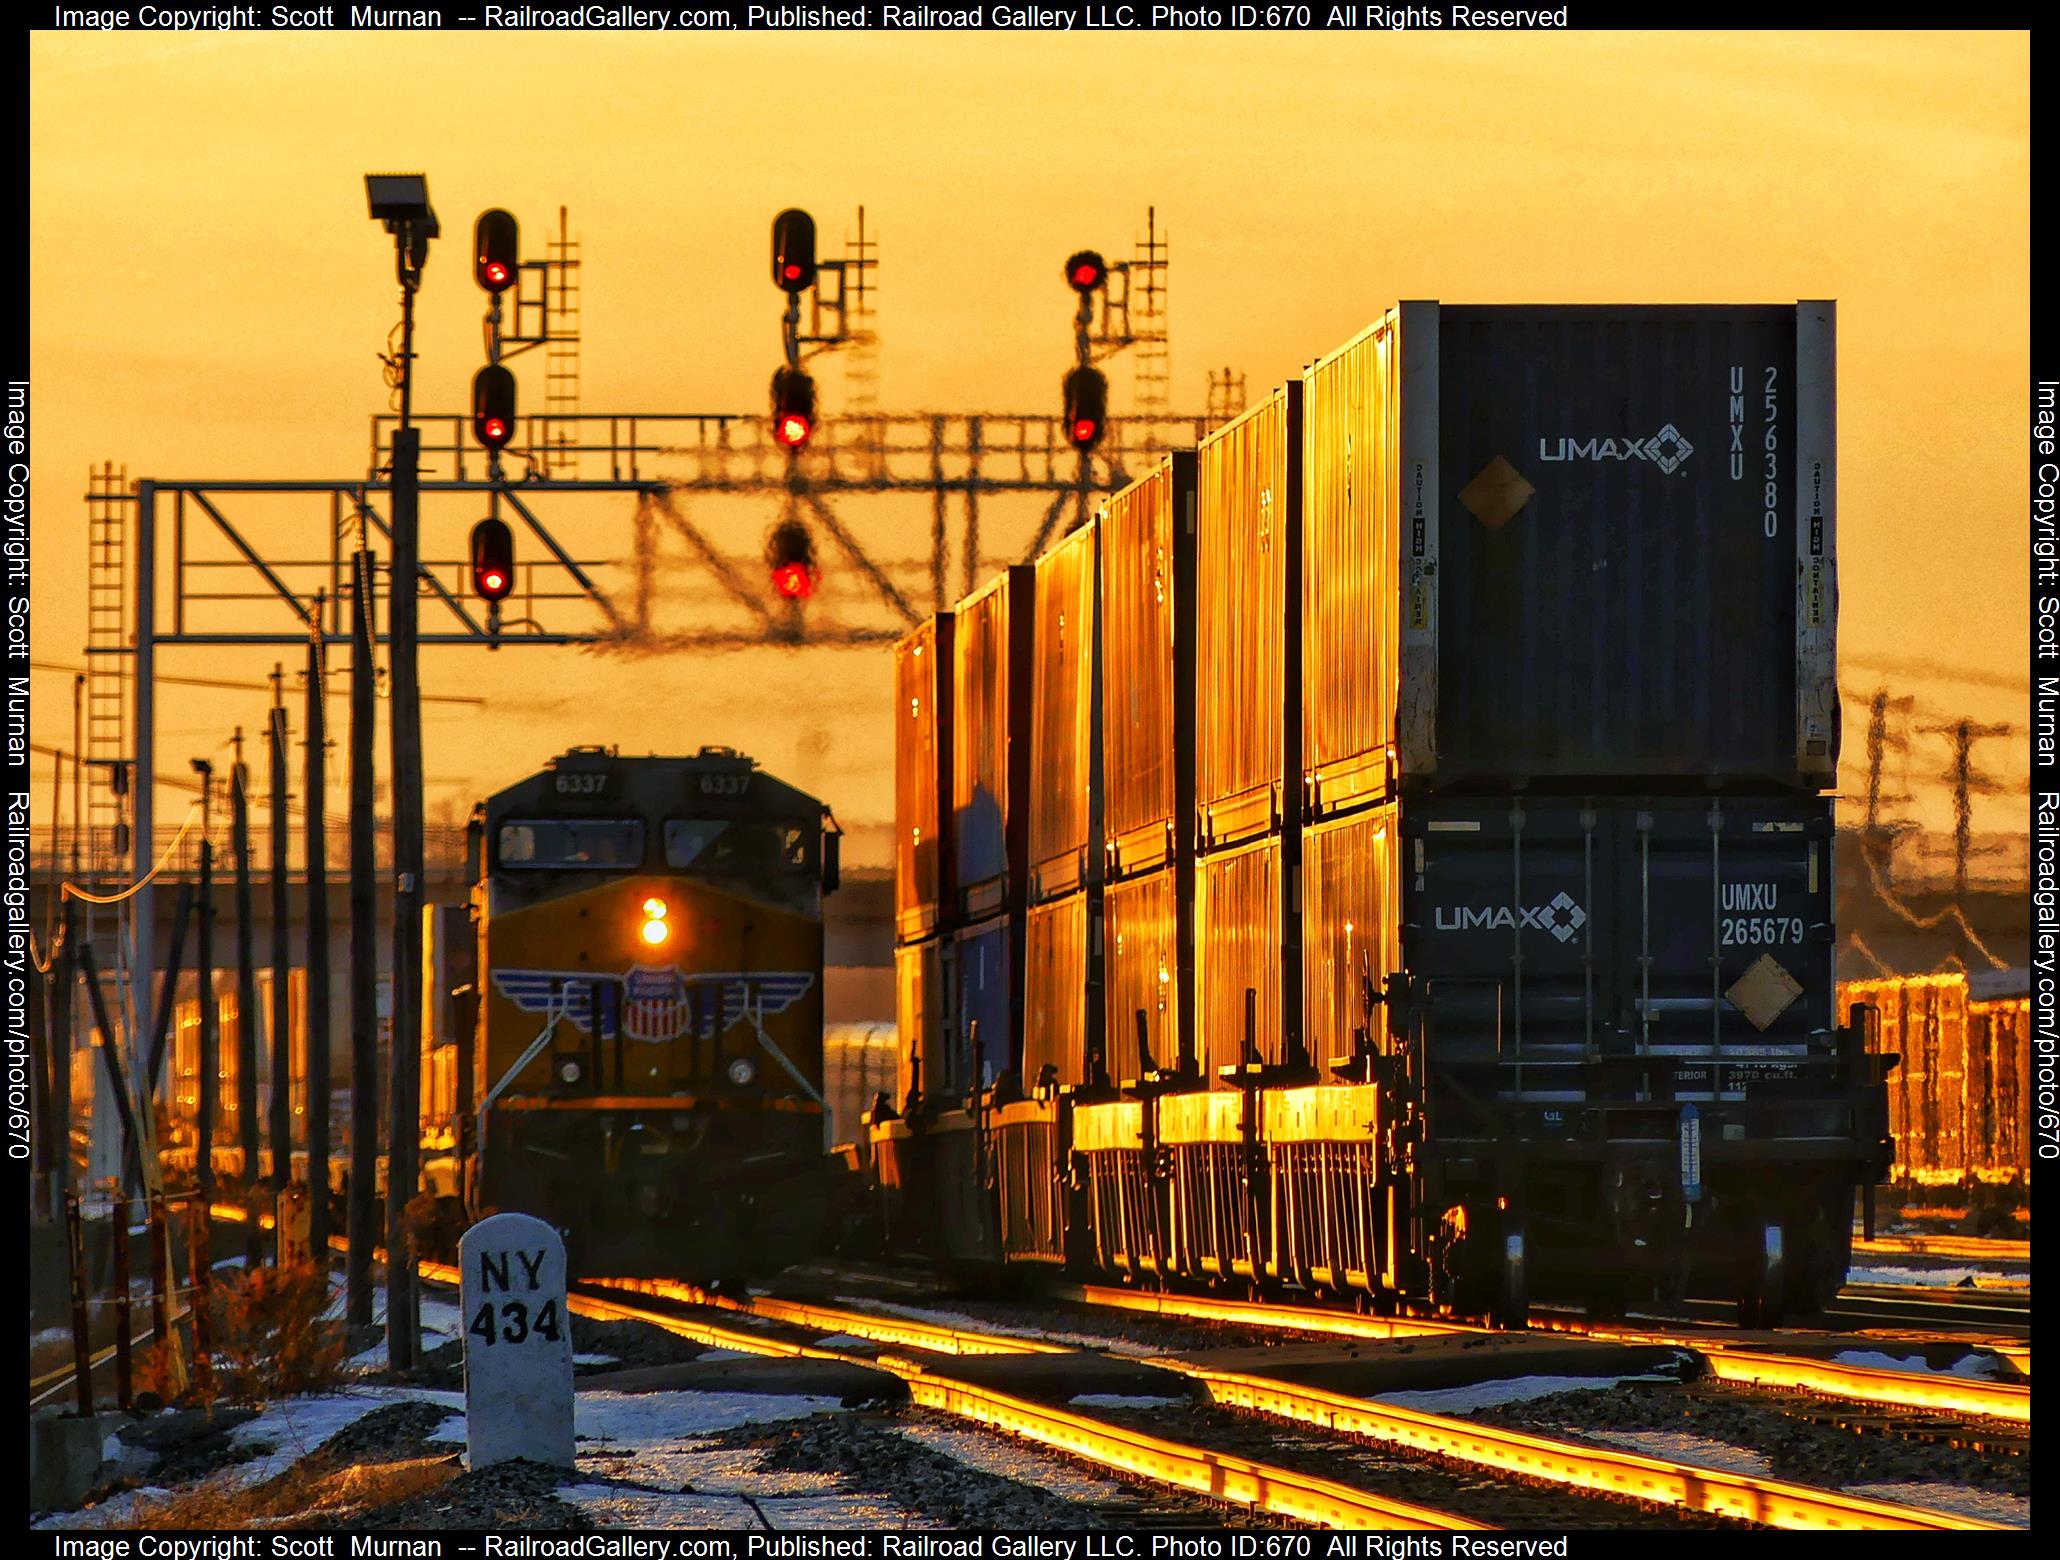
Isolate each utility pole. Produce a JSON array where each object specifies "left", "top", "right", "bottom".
[
  {"left": 192, "top": 759, "right": 216, "bottom": 1195},
  {"left": 370, "top": 174, "right": 435, "bottom": 1373},
  {"left": 230, "top": 733, "right": 262, "bottom": 1260},
  {"left": 347, "top": 544, "right": 379, "bottom": 1328},
  {"left": 267, "top": 668, "right": 292, "bottom": 1212},
  {"left": 305, "top": 604, "right": 333, "bottom": 1267}
]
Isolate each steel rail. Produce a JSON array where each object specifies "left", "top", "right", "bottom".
[
  {"left": 1164, "top": 1363, "right": 2008, "bottom": 1532},
  {"left": 564, "top": 1281, "right": 1481, "bottom": 1529},
  {"left": 1070, "top": 1283, "right": 2033, "bottom": 1420},
  {"left": 586, "top": 1275, "right": 1067, "bottom": 1357},
  {"left": 582, "top": 1279, "right": 2011, "bottom": 1531},
  {"left": 887, "top": 1361, "right": 1484, "bottom": 1531}
]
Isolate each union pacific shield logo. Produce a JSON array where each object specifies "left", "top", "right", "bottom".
[{"left": 492, "top": 968, "right": 815, "bottom": 1043}]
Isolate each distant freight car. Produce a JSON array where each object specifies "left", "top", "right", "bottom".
[
  {"left": 1839, "top": 970, "right": 2032, "bottom": 1192},
  {"left": 877, "top": 301, "right": 1889, "bottom": 1329}
]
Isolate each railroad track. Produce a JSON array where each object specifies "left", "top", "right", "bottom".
[
  {"left": 574, "top": 1275, "right": 2006, "bottom": 1531},
  {"left": 1070, "top": 1283, "right": 2032, "bottom": 1423}
]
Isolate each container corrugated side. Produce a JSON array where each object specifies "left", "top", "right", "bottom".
[
  {"left": 1194, "top": 834, "right": 1293, "bottom": 1077},
  {"left": 1426, "top": 304, "right": 1834, "bottom": 790},
  {"left": 895, "top": 938, "right": 945, "bottom": 1111},
  {"left": 1196, "top": 386, "right": 1301, "bottom": 848},
  {"left": 954, "top": 914, "right": 1019, "bottom": 1093},
  {"left": 1101, "top": 453, "right": 1196, "bottom": 876},
  {"left": 1104, "top": 864, "right": 1182, "bottom": 1079},
  {"left": 1841, "top": 975, "right": 1979, "bottom": 1184},
  {"left": 894, "top": 616, "right": 953, "bottom": 941},
  {"left": 952, "top": 568, "right": 1033, "bottom": 918},
  {"left": 1302, "top": 314, "right": 1402, "bottom": 817},
  {"left": 1029, "top": 522, "right": 1099, "bottom": 900},
  {"left": 1301, "top": 804, "right": 1402, "bottom": 1065},
  {"left": 1024, "top": 891, "right": 1095, "bottom": 1087}
]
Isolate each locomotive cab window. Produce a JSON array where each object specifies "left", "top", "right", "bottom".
[
  {"left": 498, "top": 818, "right": 645, "bottom": 869},
  {"left": 664, "top": 819, "right": 815, "bottom": 876}
]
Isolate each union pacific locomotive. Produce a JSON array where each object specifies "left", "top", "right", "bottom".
[
  {"left": 871, "top": 302, "right": 1896, "bottom": 1327},
  {"left": 450, "top": 745, "right": 840, "bottom": 1279},
  {"left": 157, "top": 745, "right": 841, "bottom": 1283}
]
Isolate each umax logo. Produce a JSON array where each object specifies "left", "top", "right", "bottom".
[
  {"left": 1538, "top": 424, "right": 1695, "bottom": 475},
  {"left": 1433, "top": 892, "right": 1589, "bottom": 944}
]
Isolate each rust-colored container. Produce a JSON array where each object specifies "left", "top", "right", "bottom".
[
  {"left": 1194, "top": 834, "right": 1299, "bottom": 1078},
  {"left": 1195, "top": 386, "right": 1301, "bottom": 849},
  {"left": 1301, "top": 804, "right": 1402, "bottom": 1066},
  {"left": 1840, "top": 971, "right": 2031, "bottom": 1187},
  {"left": 952, "top": 568, "right": 1034, "bottom": 920},
  {"left": 894, "top": 615, "right": 954, "bottom": 942},
  {"left": 1302, "top": 315, "right": 1402, "bottom": 817},
  {"left": 1103, "top": 864, "right": 1186, "bottom": 1079},
  {"left": 1029, "top": 522, "right": 1099, "bottom": 901},
  {"left": 1024, "top": 891, "right": 1098, "bottom": 1088},
  {"left": 895, "top": 937, "right": 947, "bottom": 1112},
  {"left": 1101, "top": 451, "right": 1197, "bottom": 878}
]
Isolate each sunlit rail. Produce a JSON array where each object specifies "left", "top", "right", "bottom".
[{"left": 1166, "top": 1363, "right": 2007, "bottom": 1532}]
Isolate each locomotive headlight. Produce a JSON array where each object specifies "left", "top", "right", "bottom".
[
  {"left": 639, "top": 896, "right": 670, "bottom": 946},
  {"left": 726, "top": 1056, "right": 757, "bottom": 1087}
]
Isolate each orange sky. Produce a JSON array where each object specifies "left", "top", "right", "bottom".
[{"left": 28, "top": 29, "right": 2031, "bottom": 863}]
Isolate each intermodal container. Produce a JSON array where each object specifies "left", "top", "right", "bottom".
[
  {"left": 1101, "top": 451, "right": 1197, "bottom": 878},
  {"left": 1103, "top": 864, "right": 1186, "bottom": 1079},
  {"left": 1403, "top": 794, "right": 1834, "bottom": 1074},
  {"left": 893, "top": 615, "right": 954, "bottom": 942},
  {"left": 954, "top": 913, "right": 1020, "bottom": 1093},
  {"left": 1028, "top": 521, "right": 1099, "bottom": 902},
  {"left": 1194, "top": 834, "right": 1298, "bottom": 1077},
  {"left": 1195, "top": 385, "right": 1302, "bottom": 849},
  {"left": 1301, "top": 804, "right": 1402, "bottom": 1068},
  {"left": 1024, "top": 891, "right": 1097, "bottom": 1088},
  {"left": 952, "top": 567, "right": 1034, "bottom": 920},
  {"left": 1301, "top": 303, "right": 1838, "bottom": 804},
  {"left": 895, "top": 937, "right": 946, "bottom": 1110},
  {"left": 1302, "top": 315, "right": 1400, "bottom": 817}
]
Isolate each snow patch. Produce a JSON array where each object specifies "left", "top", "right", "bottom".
[
  {"left": 1848, "top": 1265, "right": 2028, "bottom": 1290},
  {"left": 1844, "top": 1482, "right": 2028, "bottom": 1528},
  {"left": 1832, "top": 1349, "right": 2006, "bottom": 1380},
  {"left": 1383, "top": 1373, "right": 1675, "bottom": 1415},
  {"left": 1582, "top": 1429, "right": 1773, "bottom": 1478}
]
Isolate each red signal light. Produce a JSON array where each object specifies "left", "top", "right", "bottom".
[
  {"left": 1064, "top": 249, "right": 1108, "bottom": 294},
  {"left": 473, "top": 365, "right": 517, "bottom": 451},
  {"left": 1063, "top": 365, "right": 1109, "bottom": 452},
  {"left": 470, "top": 517, "right": 515, "bottom": 603},
  {"left": 474, "top": 209, "right": 519, "bottom": 295},
  {"left": 771, "top": 561, "right": 815, "bottom": 600},
  {"left": 776, "top": 412, "right": 812, "bottom": 447},
  {"left": 771, "top": 366, "right": 817, "bottom": 449}
]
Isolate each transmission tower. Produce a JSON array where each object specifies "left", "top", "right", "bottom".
[{"left": 1918, "top": 716, "right": 2015, "bottom": 896}]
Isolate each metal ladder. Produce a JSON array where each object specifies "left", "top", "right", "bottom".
[{"left": 542, "top": 207, "right": 582, "bottom": 477}]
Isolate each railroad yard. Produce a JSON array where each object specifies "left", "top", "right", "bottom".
[
  {"left": 31, "top": 1215, "right": 2032, "bottom": 1533},
  {"left": 18, "top": 23, "right": 2036, "bottom": 1546}
]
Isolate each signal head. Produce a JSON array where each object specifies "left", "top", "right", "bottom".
[
  {"left": 772, "top": 208, "right": 817, "bottom": 294},
  {"left": 770, "top": 365, "right": 818, "bottom": 449},
  {"left": 1062, "top": 365, "right": 1109, "bottom": 451},
  {"left": 472, "top": 365, "right": 517, "bottom": 450},
  {"left": 469, "top": 517, "right": 515, "bottom": 602},
  {"left": 474, "top": 208, "right": 519, "bottom": 293},
  {"left": 766, "top": 518, "right": 819, "bottom": 601},
  {"left": 1064, "top": 250, "right": 1108, "bottom": 293}
]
